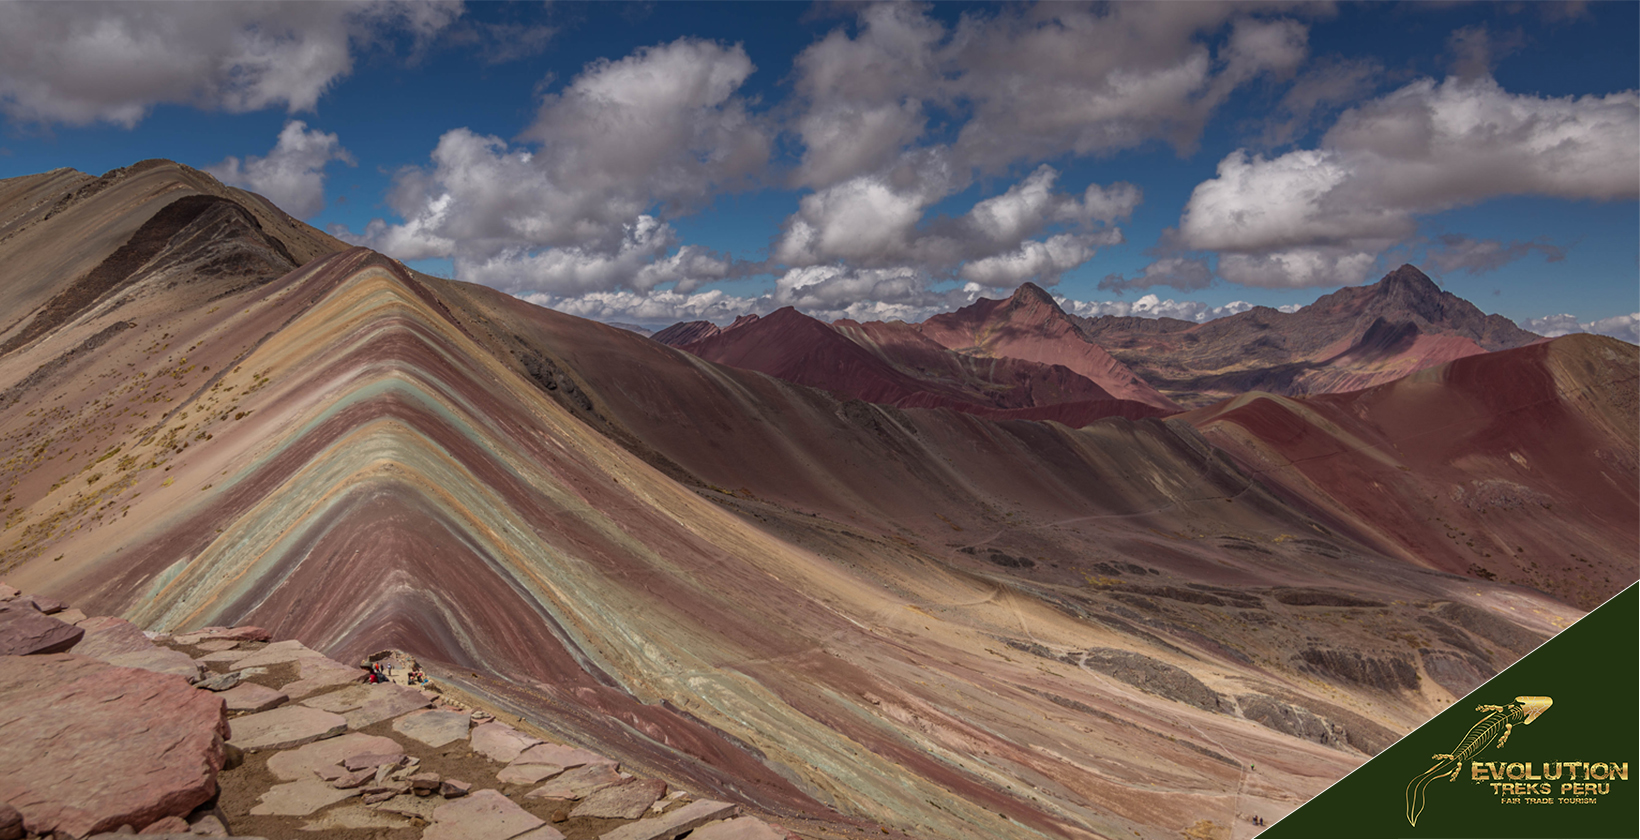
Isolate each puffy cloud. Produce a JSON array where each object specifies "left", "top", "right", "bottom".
[
  {"left": 942, "top": 4, "right": 1312, "bottom": 171},
  {"left": 1523, "top": 312, "right": 1640, "bottom": 344},
  {"left": 1256, "top": 56, "right": 1382, "bottom": 147},
  {"left": 1423, "top": 234, "right": 1566, "bottom": 276},
  {"left": 1174, "top": 75, "right": 1639, "bottom": 288},
  {"left": 455, "top": 216, "right": 735, "bottom": 297},
  {"left": 206, "top": 120, "right": 354, "bottom": 218},
  {"left": 773, "top": 163, "right": 1137, "bottom": 290},
  {"left": 524, "top": 288, "right": 764, "bottom": 328},
  {"left": 1098, "top": 257, "right": 1214, "bottom": 294},
  {"left": 339, "top": 38, "right": 770, "bottom": 296},
  {"left": 789, "top": 3, "right": 944, "bottom": 189},
  {"left": 1059, "top": 294, "right": 1290, "bottom": 323},
  {"left": 959, "top": 232, "right": 1122, "bottom": 287},
  {"left": 0, "top": 1, "right": 460, "bottom": 127}
]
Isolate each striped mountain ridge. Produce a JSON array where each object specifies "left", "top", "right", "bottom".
[{"left": 1, "top": 161, "right": 1631, "bottom": 840}]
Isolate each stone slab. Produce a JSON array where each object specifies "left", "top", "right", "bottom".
[
  {"left": 0, "top": 654, "right": 229, "bottom": 838},
  {"left": 282, "top": 656, "right": 368, "bottom": 700},
  {"left": 299, "top": 803, "right": 408, "bottom": 831},
  {"left": 194, "top": 639, "right": 240, "bottom": 652},
  {"left": 497, "top": 762, "right": 565, "bottom": 786},
  {"left": 424, "top": 789, "right": 550, "bottom": 840},
  {"left": 393, "top": 708, "right": 470, "bottom": 747},
  {"left": 687, "top": 817, "right": 788, "bottom": 840},
  {"left": 72, "top": 616, "right": 201, "bottom": 680},
  {"left": 265, "top": 732, "right": 403, "bottom": 781},
  {"left": 0, "top": 603, "right": 83, "bottom": 656},
  {"left": 597, "top": 800, "right": 739, "bottom": 840},
  {"left": 228, "top": 705, "right": 347, "bottom": 751},
  {"left": 572, "top": 778, "right": 666, "bottom": 820},
  {"left": 525, "top": 764, "right": 631, "bottom": 802},
  {"left": 228, "top": 639, "right": 326, "bottom": 669},
  {"left": 470, "top": 722, "right": 543, "bottom": 763},
  {"left": 371, "top": 793, "right": 439, "bottom": 820},
  {"left": 300, "top": 681, "right": 429, "bottom": 728},
  {"left": 514, "top": 742, "right": 613, "bottom": 769},
  {"left": 249, "top": 779, "right": 356, "bottom": 816},
  {"left": 219, "top": 682, "right": 288, "bottom": 713},
  {"left": 0, "top": 583, "right": 17, "bottom": 601}
]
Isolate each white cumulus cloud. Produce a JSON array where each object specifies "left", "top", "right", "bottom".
[
  {"left": 1171, "top": 75, "right": 1639, "bottom": 288},
  {"left": 0, "top": 1, "right": 460, "bottom": 127},
  {"left": 338, "top": 38, "right": 770, "bottom": 296},
  {"left": 1523, "top": 312, "right": 1640, "bottom": 344},
  {"left": 207, "top": 120, "right": 354, "bottom": 219}
]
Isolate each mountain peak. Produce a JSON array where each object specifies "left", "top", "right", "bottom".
[
  {"left": 1378, "top": 264, "right": 1441, "bottom": 297},
  {"left": 1009, "top": 282, "right": 1060, "bottom": 308}
]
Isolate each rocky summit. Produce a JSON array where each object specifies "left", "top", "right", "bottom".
[{"left": 0, "top": 583, "right": 797, "bottom": 840}]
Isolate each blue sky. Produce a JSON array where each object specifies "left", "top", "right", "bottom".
[{"left": 0, "top": 1, "right": 1635, "bottom": 339}]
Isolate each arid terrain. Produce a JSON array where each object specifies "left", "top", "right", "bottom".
[{"left": 0, "top": 161, "right": 1634, "bottom": 840}]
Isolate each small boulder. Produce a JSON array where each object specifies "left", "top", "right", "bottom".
[
  {"left": 331, "top": 769, "right": 375, "bottom": 790},
  {"left": 409, "top": 773, "right": 441, "bottom": 796},
  {"left": 137, "top": 815, "right": 188, "bottom": 833},
  {"left": 0, "top": 799, "right": 22, "bottom": 840},
  {"left": 342, "top": 752, "right": 406, "bottom": 772},
  {"left": 438, "top": 780, "right": 470, "bottom": 799},
  {"left": 26, "top": 595, "right": 66, "bottom": 615},
  {"left": 218, "top": 683, "right": 287, "bottom": 713},
  {"left": 0, "top": 603, "right": 83, "bottom": 655},
  {"left": 193, "top": 671, "right": 241, "bottom": 692},
  {"left": 0, "top": 583, "right": 19, "bottom": 601}
]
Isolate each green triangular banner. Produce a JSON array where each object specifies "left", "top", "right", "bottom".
[{"left": 1261, "top": 584, "right": 1637, "bottom": 839}]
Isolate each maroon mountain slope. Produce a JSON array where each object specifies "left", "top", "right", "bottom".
[
  {"left": 1077, "top": 265, "right": 1539, "bottom": 406},
  {"left": 1186, "top": 333, "right": 1639, "bottom": 610},
  {"left": 679, "top": 305, "right": 1169, "bottom": 424},
  {"left": 920, "top": 282, "right": 1182, "bottom": 411},
  {"left": 2, "top": 160, "right": 1629, "bottom": 840}
]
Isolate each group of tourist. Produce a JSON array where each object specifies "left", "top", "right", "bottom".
[{"left": 363, "top": 659, "right": 432, "bottom": 686}]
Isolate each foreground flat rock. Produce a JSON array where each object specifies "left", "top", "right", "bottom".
[
  {"left": 249, "top": 779, "right": 356, "bottom": 816},
  {"left": 71, "top": 616, "right": 201, "bottom": 679},
  {"left": 0, "top": 654, "right": 229, "bottom": 838},
  {"left": 514, "top": 742, "right": 613, "bottom": 769},
  {"left": 687, "top": 817, "right": 788, "bottom": 840},
  {"left": 282, "top": 656, "right": 368, "bottom": 699},
  {"left": 265, "top": 732, "right": 404, "bottom": 781},
  {"left": 228, "top": 705, "right": 347, "bottom": 751},
  {"left": 0, "top": 604, "right": 83, "bottom": 656},
  {"left": 219, "top": 682, "right": 288, "bottom": 713},
  {"left": 571, "top": 778, "right": 666, "bottom": 820},
  {"left": 470, "top": 722, "right": 542, "bottom": 763},
  {"left": 526, "top": 763, "right": 631, "bottom": 801},
  {"left": 300, "top": 681, "right": 429, "bottom": 728},
  {"left": 424, "top": 789, "right": 558, "bottom": 840},
  {"left": 393, "top": 708, "right": 470, "bottom": 747},
  {"left": 598, "top": 800, "right": 739, "bottom": 840}
]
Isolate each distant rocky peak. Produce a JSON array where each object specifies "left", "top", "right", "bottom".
[
  {"left": 1375, "top": 264, "right": 1444, "bottom": 305},
  {"left": 1008, "top": 281, "right": 1062, "bottom": 310}
]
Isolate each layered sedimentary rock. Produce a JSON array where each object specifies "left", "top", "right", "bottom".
[{"left": 0, "top": 161, "right": 1631, "bottom": 840}]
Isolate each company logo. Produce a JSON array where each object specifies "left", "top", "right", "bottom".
[{"left": 1405, "top": 695, "right": 1554, "bottom": 826}]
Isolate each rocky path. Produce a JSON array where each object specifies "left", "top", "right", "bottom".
[{"left": 0, "top": 582, "right": 799, "bottom": 840}]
